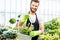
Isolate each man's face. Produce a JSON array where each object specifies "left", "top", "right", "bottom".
[{"left": 30, "top": 1, "right": 39, "bottom": 13}]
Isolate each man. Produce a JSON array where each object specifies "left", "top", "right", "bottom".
[{"left": 16, "top": 0, "right": 44, "bottom": 40}]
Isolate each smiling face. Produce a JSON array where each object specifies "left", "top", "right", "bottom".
[{"left": 30, "top": 1, "right": 39, "bottom": 13}]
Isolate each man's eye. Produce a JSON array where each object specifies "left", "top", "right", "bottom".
[{"left": 32, "top": 5, "right": 34, "bottom": 6}]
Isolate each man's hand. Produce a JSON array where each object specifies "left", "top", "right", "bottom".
[
  {"left": 20, "top": 13, "right": 29, "bottom": 23},
  {"left": 16, "top": 13, "right": 30, "bottom": 27},
  {"left": 29, "top": 30, "right": 41, "bottom": 37}
]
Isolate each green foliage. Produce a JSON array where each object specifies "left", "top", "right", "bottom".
[
  {"left": 0, "top": 27, "right": 8, "bottom": 35},
  {"left": 40, "top": 18, "right": 60, "bottom": 40},
  {"left": 2, "top": 30, "right": 17, "bottom": 39},
  {"left": 40, "top": 33, "right": 59, "bottom": 40},
  {"left": 0, "top": 26, "right": 17, "bottom": 39},
  {"left": 19, "top": 26, "right": 29, "bottom": 35},
  {"left": 9, "top": 18, "right": 16, "bottom": 24},
  {"left": 19, "top": 25, "right": 34, "bottom": 35}
]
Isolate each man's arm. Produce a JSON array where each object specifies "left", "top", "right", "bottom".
[
  {"left": 39, "top": 22, "right": 44, "bottom": 34},
  {"left": 16, "top": 13, "right": 30, "bottom": 27},
  {"left": 16, "top": 20, "right": 23, "bottom": 27},
  {"left": 29, "top": 22, "right": 44, "bottom": 37}
]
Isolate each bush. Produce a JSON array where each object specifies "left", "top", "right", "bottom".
[{"left": 40, "top": 18, "right": 60, "bottom": 40}]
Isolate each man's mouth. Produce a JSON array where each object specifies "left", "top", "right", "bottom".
[{"left": 32, "top": 9, "right": 36, "bottom": 11}]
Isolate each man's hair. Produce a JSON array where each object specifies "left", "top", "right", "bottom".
[{"left": 31, "top": 0, "right": 39, "bottom": 3}]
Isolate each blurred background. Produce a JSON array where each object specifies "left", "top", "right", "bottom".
[{"left": 0, "top": 0, "right": 60, "bottom": 26}]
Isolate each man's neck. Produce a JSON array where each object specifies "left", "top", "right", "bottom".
[{"left": 29, "top": 11, "right": 35, "bottom": 15}]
